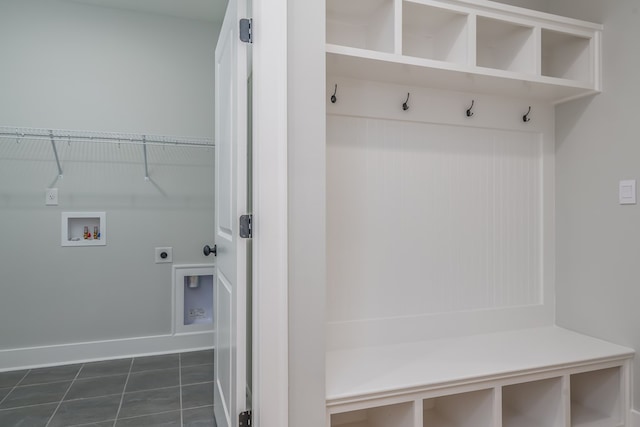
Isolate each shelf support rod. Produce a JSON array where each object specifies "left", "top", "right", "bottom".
[
  {"left": 49, "top": 131, "right": 63, "bottom": 177},
  {"left": 142, "top": 135, "right": 149, "bottom": 181}
]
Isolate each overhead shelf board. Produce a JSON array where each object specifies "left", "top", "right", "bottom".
[
  {"left": 326, "top": 0, "right": 602, "bottom": 105},
  {"left": 327, "top": 45, "right": 598, "bottom": 105}
]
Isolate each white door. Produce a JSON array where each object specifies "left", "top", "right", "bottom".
[{"left": 214, "top": 0, "right": 249, "bottom": 425}]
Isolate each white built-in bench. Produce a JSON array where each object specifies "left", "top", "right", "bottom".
[{"left": 326, "top": 327, "right": 634, "bottom": 427}]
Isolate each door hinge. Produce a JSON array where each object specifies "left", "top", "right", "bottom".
[
  {"left": 239, "top": 214, "right": 252, "bottom": 238},
  {"left": 239, "top": 410, "right": 252, "bottom": 427},
  {"left": 240, "top": 18, "right": 252, "bottom": 43}
]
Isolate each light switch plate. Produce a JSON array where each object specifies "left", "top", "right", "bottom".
[{"left": 619, "top": 180, "right": 636, "bottom": 205}]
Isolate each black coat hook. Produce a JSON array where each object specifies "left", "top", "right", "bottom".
[
  {"left": 331, "top": 84, "right": 337, "bottom": 104},
  {"left": 523, "top": 106, "right": 532, "bottom": 122},
  {"left": 466, "top": 100, "right": 475, "bottom": 117},
  {"left": 402, "top": 93, "right": 410, "bottom": 111}
]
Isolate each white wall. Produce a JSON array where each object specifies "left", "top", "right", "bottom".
[
  {"left": 548, "top": 0, "right": 640, "bottom": 411},
  {"left": 0, "top": 0, "right": 218, "bottom": 366},
  {"left": 0, "top": 0, "right": 218, "bottom": 136}
]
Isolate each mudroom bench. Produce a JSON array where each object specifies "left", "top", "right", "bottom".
[{"left": 326, "top": 327, "right": 634, "bottom": 427}]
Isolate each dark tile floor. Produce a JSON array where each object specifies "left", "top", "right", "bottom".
[{"left": 0, "top": 350, "right": 216, "bottom": 427}]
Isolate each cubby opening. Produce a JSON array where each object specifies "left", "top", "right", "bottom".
[
  {"left": 476, "top": 17, "right": 535, "bottom": 74},
  {"left": 503, "top": 377, "right": 564, "bottom": 427},
  {"left": 326, "top": 0, "right": 395, "bottom": 53},
  {"left": 423, "top": 389, "right": 494, "bottom": 427},
  {"left": 402, "top": 1, "right": 468, "bottom": 64},
  {"left": 330, "top": 402, "right": 414, "bottom": 427},
  {"left": 570, "top": 367, "right": 621, "bottom": 427},
  {"left": 542, "top": 29, "right": 591, "bottom": 82}
]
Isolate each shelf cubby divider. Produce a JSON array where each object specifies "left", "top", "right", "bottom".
[
  {"left": 402, "top": 1, "right": 469, "bottom": 65},
  {"left": 541, "top": 28, "right": 592, "bottom": 82},
  {"left": 326, "top": 0, "right": 396, "bottom": 53},
  {"left": 476, "top": 16, "right": 536, "bottom": 74}
]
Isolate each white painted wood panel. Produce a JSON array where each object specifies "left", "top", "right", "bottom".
[{"left": 327, "top": 116, "right": 542, "bottom": 323}]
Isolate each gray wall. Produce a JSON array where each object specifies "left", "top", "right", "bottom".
[
  {"left": 288, "top": 0, "right": 326, "bottom": 426},
  {"left": 0, "top": 0, "right": 217, "bottom": 352},
  {"left": 0, "top": 0, "right": 217, "bottom": 136},
  {"left": 549, "top": 0, "right": 640, "bottom": 411}
]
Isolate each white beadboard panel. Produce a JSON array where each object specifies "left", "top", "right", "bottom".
[{"left": 327, "top": 116, "right": 542, "bottom": 323}]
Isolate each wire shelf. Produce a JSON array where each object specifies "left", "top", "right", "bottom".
[
  {"left": 0, "top": 126, "right": 214, "bottom": 148},
  {"left": 0, "top": 126, "right": 214, "bottom": 180}
]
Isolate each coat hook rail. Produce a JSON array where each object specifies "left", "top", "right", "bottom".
[{"left": 49, "top": 130, "right": 63, "bottom": 178}]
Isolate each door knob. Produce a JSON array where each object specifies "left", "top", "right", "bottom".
[{"left": 203, "top": 244, "right": 217, "bottom": 257}]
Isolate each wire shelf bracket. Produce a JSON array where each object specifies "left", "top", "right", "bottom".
[
  {"left": 142, "top": 135, "right": 150, "bottom": 181},
  {"left": 49, "top": 130, "right": 64, "bottom": 178}
]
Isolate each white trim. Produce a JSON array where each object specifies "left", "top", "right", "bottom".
[
  {"left": 252, "top": 0, "right": 289, "bottom": 426},
  {"left": 0, "top": 332, "right": 213, "bottom": 372},
  {"left": 631, "top": 409, "right": 640, "bottom": 427}
]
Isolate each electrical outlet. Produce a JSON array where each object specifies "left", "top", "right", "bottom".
[
  {"left": 155, "top": 247, "right": 173, "bottom": 263},
  {"left": 46, "top": 188, "right": 58, "bottom": 206}
]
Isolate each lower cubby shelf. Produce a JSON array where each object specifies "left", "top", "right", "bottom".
[
  {"left": 503, "top": 377, "right": 564, "bottom": 427},
  {"left": 423, "top": 389, "right": 494, "bottom": 427},
  {"left": 570, "top": 368, "right": 622, "bottom": 427},
  {"left": 330, "top": 402, "right": 414, "bottom": 427}
]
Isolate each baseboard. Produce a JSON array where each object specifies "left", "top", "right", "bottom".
[
  {"left": 0, "top": 332, "right": 214, "bottom": 372},
  {"left": 631, "top": 409, "right": 640, "bottom": 427}
]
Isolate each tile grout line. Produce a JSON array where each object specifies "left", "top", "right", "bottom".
[
  {"left": 0, "top": 392, "right": 126, "bottom": 412},
  {"left": 1, "top": 352, "right": 211, "bottom": 424},
  {"left": 0, "top": 369, "right": 30, "bottom": 407},
  {"left": 179, "top": 353, "right": 184, "bottom": 427},
  {"left": 66, "top": 418, "right": 116, "bottom": 427},
  {"left": 45, "top": 365, "right": 84, "bottom": 427},
  {"left": 101, "top": 408, "right": 182, "bottom": 424},
  {"left": 13, "top": 370, "right": 31, "bottom": 387},
  {"left": 78, "top": 364, "right": 186, "bottom": 382},
  {"left": 112, "top": 357, "right": 135, "bottom": 427},
  {"left": 2, "top": 378, "right": 83, "bottom": 388}
]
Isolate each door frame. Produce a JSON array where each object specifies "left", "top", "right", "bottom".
[{"left": 251, "top": 1, "right": 288, "bottom": 426}]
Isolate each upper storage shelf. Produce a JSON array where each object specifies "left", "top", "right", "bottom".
[{"left": 326, "top": 0, "right": 602, "bottom": 104}]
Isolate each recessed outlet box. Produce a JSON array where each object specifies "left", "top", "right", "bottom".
[
  {"left": 61, "top": 212, "right": 106, "bottom": 246},
  {"left": 173, "top": 265, "right": 215, "bottom": 334},
  {"left": 46, "top": 188, "right": 58, "bottom": 206},
  {"left": 155, "top": 247, "right": 173, "bottom": 263}
]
